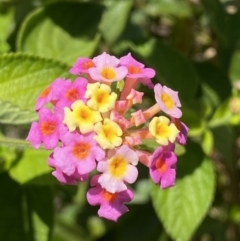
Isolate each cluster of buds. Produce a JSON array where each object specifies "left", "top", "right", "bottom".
[{"left": 27, "top": 52, "right": 188, "bottom": 221}]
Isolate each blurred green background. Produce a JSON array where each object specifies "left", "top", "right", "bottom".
[{"left": 1, "top": 0, "right": 240, "bottom": 240}]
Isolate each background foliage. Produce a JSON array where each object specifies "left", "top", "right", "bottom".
[{"left": 1, "top": 0, "right": 240, "bottom": 240}]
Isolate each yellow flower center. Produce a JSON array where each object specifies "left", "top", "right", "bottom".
[
  {"left": 109, "top": 156, "right": 127, "bottom": 178},
  {"left": 156, "top": 122, "right": 169, "bottom": 137},
  {"left": 72, "top": 142, "right": 90, "bottom": 159},
  {"left": 161, "top": 93, "right": 174, "bottom": 109},
  {"left": 101, "top": 67, "right": 116, "bottom": 80}
]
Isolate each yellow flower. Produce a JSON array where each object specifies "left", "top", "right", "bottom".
[
  {"left": 63, "top": 100, "right": 102, "bottom": 133},
  {"left": 85, "top": 83, "right": 117, "bottom": 113},
  {"left": 94, "top": 118, "right": 122, "bottom": 149},
  {"left": 149, "top": 116, "right": 179, "bottom": 145}
]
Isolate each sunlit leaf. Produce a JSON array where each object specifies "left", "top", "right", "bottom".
[
  {"left": 0, "top": 53, "right": 71, "bottom": 124},
  {"left": 17, "top": 2, "right": 104, "bottom": 65},
  {"left": 151, "top": 141, "right": 215, "bottom": 241}
]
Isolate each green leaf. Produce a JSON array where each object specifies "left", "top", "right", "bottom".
[
  {"left": 194, "top": 62, "right": 231, "bottom": 101},
  {"left": 208, "top": 98, "right": 232, "bottom": 128},
  {"left": 229, "top": 48, "right": 240, "bottom": 81},
  {"left": 151, "top": 141, "right": 215, "bottom": 241},
  {"left": 17, "top": 2, "right": 104, "bottom": 65},
  {"left": 202, "top": 129, "right": 214, "bottom": 155},
  {"left": 0, "top": 172, "right": 25, "bottom": 241},
  {"left": 0, "top": 53, "right": 71, "bottom": 124},
  {"left": 99, "top": 0, "right": 133, "bottom": 45},
  {"left": 9, "top": 148, "right": 55, "bottom": 185},
  {"left": 131, "top": 39, "right": 199, "bottom": 101},
  {"left": 24, "top": 186, "right": 54, "bottom": 241}
]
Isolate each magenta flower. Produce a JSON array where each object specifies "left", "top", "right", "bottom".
[
  {"left": 56, "top": 77, "right": 88, "bottom": 108},
  {"left": 35, "top": 78, "right": 71, "bottom": 110},
  {"left": 26, "top": 108, "right": 64, "bottom": 149},
  {"left": 48, "top": 154, "right": 88, "bottom": 184},
  {"left": 87, "top": 175, "right": 134, "bottom": 221},
  {"left": 69, "top": 57, "right": 95, "bottom": 75},
  {"left": 52, "top": 131, "right": 105, "bottom": 176},
  {"left": 150, "top": 144, "right": 177, "bottom": 189},
  {"left": 171, "top": 118, "right": 189, "bottom": 145},
  {"left": 88, "top": 52, "right": 128, "bottom": 82},
  {"left": 119, "top": 53, "right": 155, "bottom": 80}
]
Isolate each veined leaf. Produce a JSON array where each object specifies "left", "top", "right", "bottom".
[
  {"left": 151, "top": 141, "right": 215, "bottom": 241},
  {"left": 17, "top": 2, "right": 104, "bottom": 65},
  {"left": 0, "top": 53, "right": 71, "bottom": 124}
]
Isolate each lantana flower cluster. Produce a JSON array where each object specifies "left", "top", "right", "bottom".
[{"left": 27, "top": 52, "right": 188, "bottom": 221}]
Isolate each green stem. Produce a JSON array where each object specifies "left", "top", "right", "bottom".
[{"left": 0, "top": 136, "right": 32, "bottom": 149}]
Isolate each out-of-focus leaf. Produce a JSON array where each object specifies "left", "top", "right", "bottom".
[
  {"left": 24, "top": 186, "right": 54, "bottom": 241},
  {"left": 145, "top": 0, "right": 192, "bottom": 18},
  {"left": 202, "top": 129, "right": 214, "bottom": 155},
  {"left": 17, "top": 2, "right": 104, "bottom": 65},
  {"left": 9, "top": 148, "right": 55, "bottom": 185},
  {"left": 208, "top": 99, "right": 232, "bottom": 128},
  {"left": 181, "top": 107, "right": 205, "bottom": 137},
  {"left": 0, "top": 172, "right": 25, "bottom": 241},
  {"left": 212, "top": 125, "right": 234, "bottom": 167},
  {"left": 99, "top": 0, "right": 133, "bottom": 45},
  {"left": 0, "top": 53, "right": 70, "bottom": 124},
  {"left": 0, "top": 8, "right": 13, "bottom": 53},
  {"left": 194, "top": 62, "right": 231, "bottom": 101},
  {"left": 229, "top": 49, "right": 240, "bottom": 81},
  {"left": 151, "top": 141, "right": 215, "bottom": 241},
  {"left": 131, "top": 39, "right": 199, "bottom": 101}
]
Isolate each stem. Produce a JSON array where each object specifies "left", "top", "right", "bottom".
[{"left": 0, "top": 136, "right": 33, "bottom": 149}]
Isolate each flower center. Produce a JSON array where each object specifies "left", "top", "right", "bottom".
[
  {"left": 156, "top": 158, "right": 167, "bottom": 173},
  {"left": 72, "top": 142, "right": 90, "bottom": 159},
  {"left": 161, "top": 93, "right": 174, "bottom": 109},
  {"left": 109, "top": 156, "right": 127, "bottom": 177},
  {"left": 102, "top": 189, "right": 118, "bottom": 202},
  {"left": 40, "top": 87, "right": 51, "bottom": 98},
  {"left": 66, "top": 88, "right": 79, "bottom": 101},
  {"left": 156, "top": 122, "right": 169, "bottom": 137},
  {"left": 101, "top": 67, "right": 116, "bottom": 80},
  {"left": 40, "top": 121, "right": 56, "bottom": 135},
  {"left": 128, "top": 66, "right": 141, "bottom": 74},
  {"left": 83, "top": 61, "right": 95, "bottom": 69}
]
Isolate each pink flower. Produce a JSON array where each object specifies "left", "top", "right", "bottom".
[
  {"left": 56, "top": 77, "right": 88, "bottom": 108},
  {"left": 26, "top": 108, "right": 64, "bottom": 149},
  {"left": 87, "top": 175, "right": 134, "bottom": 221},
  {"left": 52, "top": 131, "right": 105, "bottom": 176},
  {"left": 97, "top": 145, "right": 138, "bottom": 193},
  {"left": 69, "top": 58, "right": 95, "bottom": 75},
  {"left": 48, "top": 154, "right": 88, "bottom": 184},
  {"left": 154, "top": 83, "right": 182, "bottom": 118},
  {"left": 35, "top": 78, "right": 71, "bottom": 110},
  {"left": 171, "top": 118, "right": 189, "bottom": 145},
  {"left": 150, "top": 144, "right": 177, "bottom": 189},
  {"left": 119, "top": 53, "right": 155, "bottom": 79},
  {"left": 88, "top": 52, "right": 128, "bottom": 82}
]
